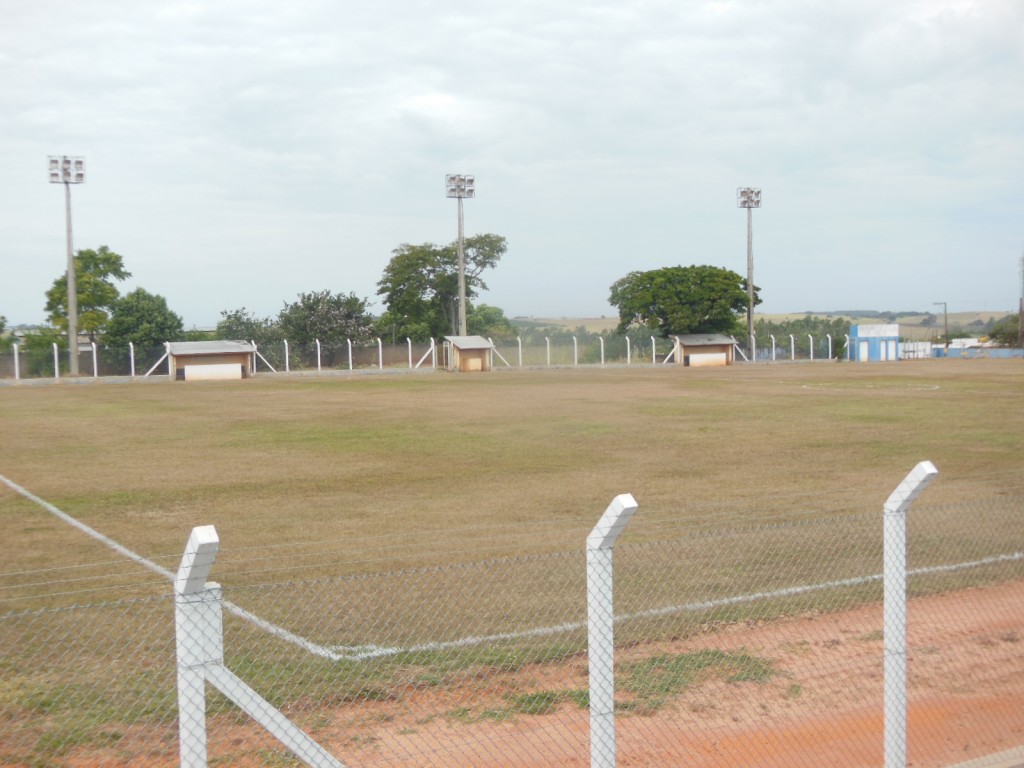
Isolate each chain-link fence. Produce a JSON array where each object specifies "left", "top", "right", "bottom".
[{"left": 2, "top": 480, "right": 1022, "bottom": 767}]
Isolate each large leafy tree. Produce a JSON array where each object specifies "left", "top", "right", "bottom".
[
  {"left": 609, "top": 265, "right": 756, "bottom": 337},
  {"left": 45, "top": 246, "right": 131, "bottom": 343},
  {"left": 277, "top": 290, "right": 374, "bottom": 347},
  {"left": 377, "top": 234, "right": 507, "bottom": 340},
  {"left": 104, "top": 288, "right": 185, "bottom": 353}
]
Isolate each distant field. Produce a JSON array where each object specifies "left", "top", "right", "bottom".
[
  {"left": 2, "top": 358, "right": 1022, "bottom": 588},
  {"left": 527, "top": 311, "right": 1015, "bottom": 339}
]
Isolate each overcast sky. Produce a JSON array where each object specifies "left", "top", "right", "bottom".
[{"left": 2, "top": 0, "right": 1021, "bottom": 329}]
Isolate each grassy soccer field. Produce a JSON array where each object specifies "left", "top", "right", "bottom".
[
  {"left": 2, "top": 358, "right": 1022, "bottom": 590},
  {"left": 2, "top": 358, "right": 1023, "bottom": 767}
]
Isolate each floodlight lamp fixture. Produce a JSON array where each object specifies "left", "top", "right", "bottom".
[
  {"left": 445, "top": 174, "right": 475, "bottom": 199},
  {"left": 737, "top": 187, "right": 761, "bottom": 208},
  {"left": 48, "top": 155, "right": 86, "bottom": 184}
]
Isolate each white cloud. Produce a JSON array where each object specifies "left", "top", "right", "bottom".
[{"left": 2, "top": 0, "right": 1022, "bottom": 328}]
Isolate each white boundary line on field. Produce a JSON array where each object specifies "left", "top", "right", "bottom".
[
  {"left": 1, "top": 474, "right": 350, "bottom": 661},
  {"left": 337, "top": 550, "right": 1024, "bottom": 661}
]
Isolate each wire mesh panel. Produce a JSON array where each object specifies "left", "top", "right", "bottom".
[
  {"left": 1, "top": 492, "right": 1021, "bottom": 767},
  {"left": 0, "top": 595, "right": 179, "bottom": 767}
]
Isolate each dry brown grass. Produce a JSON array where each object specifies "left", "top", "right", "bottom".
[{"left": 1, "top": 358, "right": 1022, "bottom": 585}]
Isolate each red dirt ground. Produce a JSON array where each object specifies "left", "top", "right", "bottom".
[{"left": 56, "top": 580, "right": 1023, "bottom": 767}]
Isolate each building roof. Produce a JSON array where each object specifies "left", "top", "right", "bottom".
[
  {"left": 444, "top": 335, "right": 495, "bottom": 350},
  {"left": 167, "top": 340, "right": 256, "bottom": 356},
  {"left": 675, "top": 334, "right": 735, "bottom": 346}
]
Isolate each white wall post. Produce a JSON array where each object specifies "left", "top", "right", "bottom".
[
  {"left": 91, "top": 341, "right": 98, "bottom": 377},
  {"left": 599, "top": 336, "right": 605, "bottom": 366},
  {"left": 883, "top": 461, "right": 938, "bottom": 768},
  {"left": 573, "top": 336, "right": 578, "bottom": 366},
  {"left": 808, "top": 334, "right": 814, "bottom": 360},
  {"left": 173, "top": 525, "right": 346, "bottom": 768},
  {"left": 175, "top": 525, "right": 221, "bottom": 768},
  {"left": 315, "top": 339, "right": 321, "bottom": 372},
  {"left": 517, "top": 336, "right": 522, "bottom": 367},
  {"left": 407, "top": 338, "right": 413, "bottom": 368},
  {"left": 827, "top": 334, "right": 833, "bottom": 360},
  {"left": 376, "top": 338, "right": 383, "bottom": 369},
  {"left": 347, "top": 339, "right": 353, "bottom": 371},
  {"left": 650, "top": 336, "right": 656, "bottom": 365},
  {"left": 546, "top": 337, "right": 551, "bottom": 367},
  {"left": 770, "top": 334, "right": 776, "bottom": 362},
  {"left": 13, "top": 343, "right": 19, "bottom": 380},
  {"left": 789, "top": 334, "right": 795, "bottom": 360},
  {"left": 284, "top": 340, "right": 290, "bottom": 373},
  {"left": 52, "top": 342, "right": 60, "bottom": 379},
  {"left": 587, "top": 494, "right": 639, "bottom": 768},
  {"left": 626, "top": 337, "right": 631, "bottom": 366},
  {"left": 129, "top": 342, "right": 136, "bottom": 377}
]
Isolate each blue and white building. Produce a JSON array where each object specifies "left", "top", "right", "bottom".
[{"left": 850, "top": 324, "right": 900, "bottom": 362}]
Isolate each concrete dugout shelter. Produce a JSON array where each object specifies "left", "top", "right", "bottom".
[
  {"left": 167, "top": 341, "right": 256, "bottom": 380},
  {"left": 674, "top": 334, "right": 735, "bottom": 367},
  {"left": 443, "top": 336, "right": 494, "bottom": 372}
]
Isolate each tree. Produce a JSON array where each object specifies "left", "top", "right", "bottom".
[
  {"left": 103, "top": 288, "right": 185, "bottom": 355},
  {"left": 467, "top": 304, "right": 516, "bottom": 340},
  {"left": 988, "top": 313, "right": 1022, "bottom": 347},
  {"left": 45, "top": 246, "right": 131, "bottom": 343},
  {"left": 609, "top": 265, "right": 756, "bottom": 337},
  {"left": 217, "top": 307, "right": 282, "bottom": 347},
  {"left": 377, "top": 234, "right": 507, "bottom": 340},
  {"left": 277, "top": 290, "right": 374, "bottom": 347}
]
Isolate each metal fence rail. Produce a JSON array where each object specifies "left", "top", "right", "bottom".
[{"left": 2, "top": 481, "right": 1022, "bottom": 767}]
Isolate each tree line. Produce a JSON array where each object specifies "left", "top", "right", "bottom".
[{"left": 9, "top": 239, "right": 1013, "bottom": 373}]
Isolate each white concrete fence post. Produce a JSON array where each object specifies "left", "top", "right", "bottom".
[
  {"left": 587, "top": 493, "right": 639, "bottom": 768},
  {"left": 174, "top": 525, "right": 346, "bottom": 768},
  {"left": 883, "top": 461, "right": 938, "bottom": 768}
]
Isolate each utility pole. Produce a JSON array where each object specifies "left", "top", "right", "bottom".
[
  {"left": 1018, "top": 253, "right": 1023, "bottom": 348},
  {"left": 934, "top": 301, "right": 948, "bottom": 350}
]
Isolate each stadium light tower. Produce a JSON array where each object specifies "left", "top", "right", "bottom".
[
  {"left": 446, "top": 174, "right": 475, "bottom": 336},
  {"left": 737, "top": 187, "right": 761, "bottom": 351},
  {"left": 49, "top": 155, "right": 86, "bottom": 375}
]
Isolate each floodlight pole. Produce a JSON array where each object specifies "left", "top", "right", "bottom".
[
  {"left": 49, "top": 156, "right": 85, "bottom": 376},
  {"left": 737, "top": 188, "right": 761, "bottom": 352},
  {"left": 446, "top": 174, "right": 475, "bottom": 337}
]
